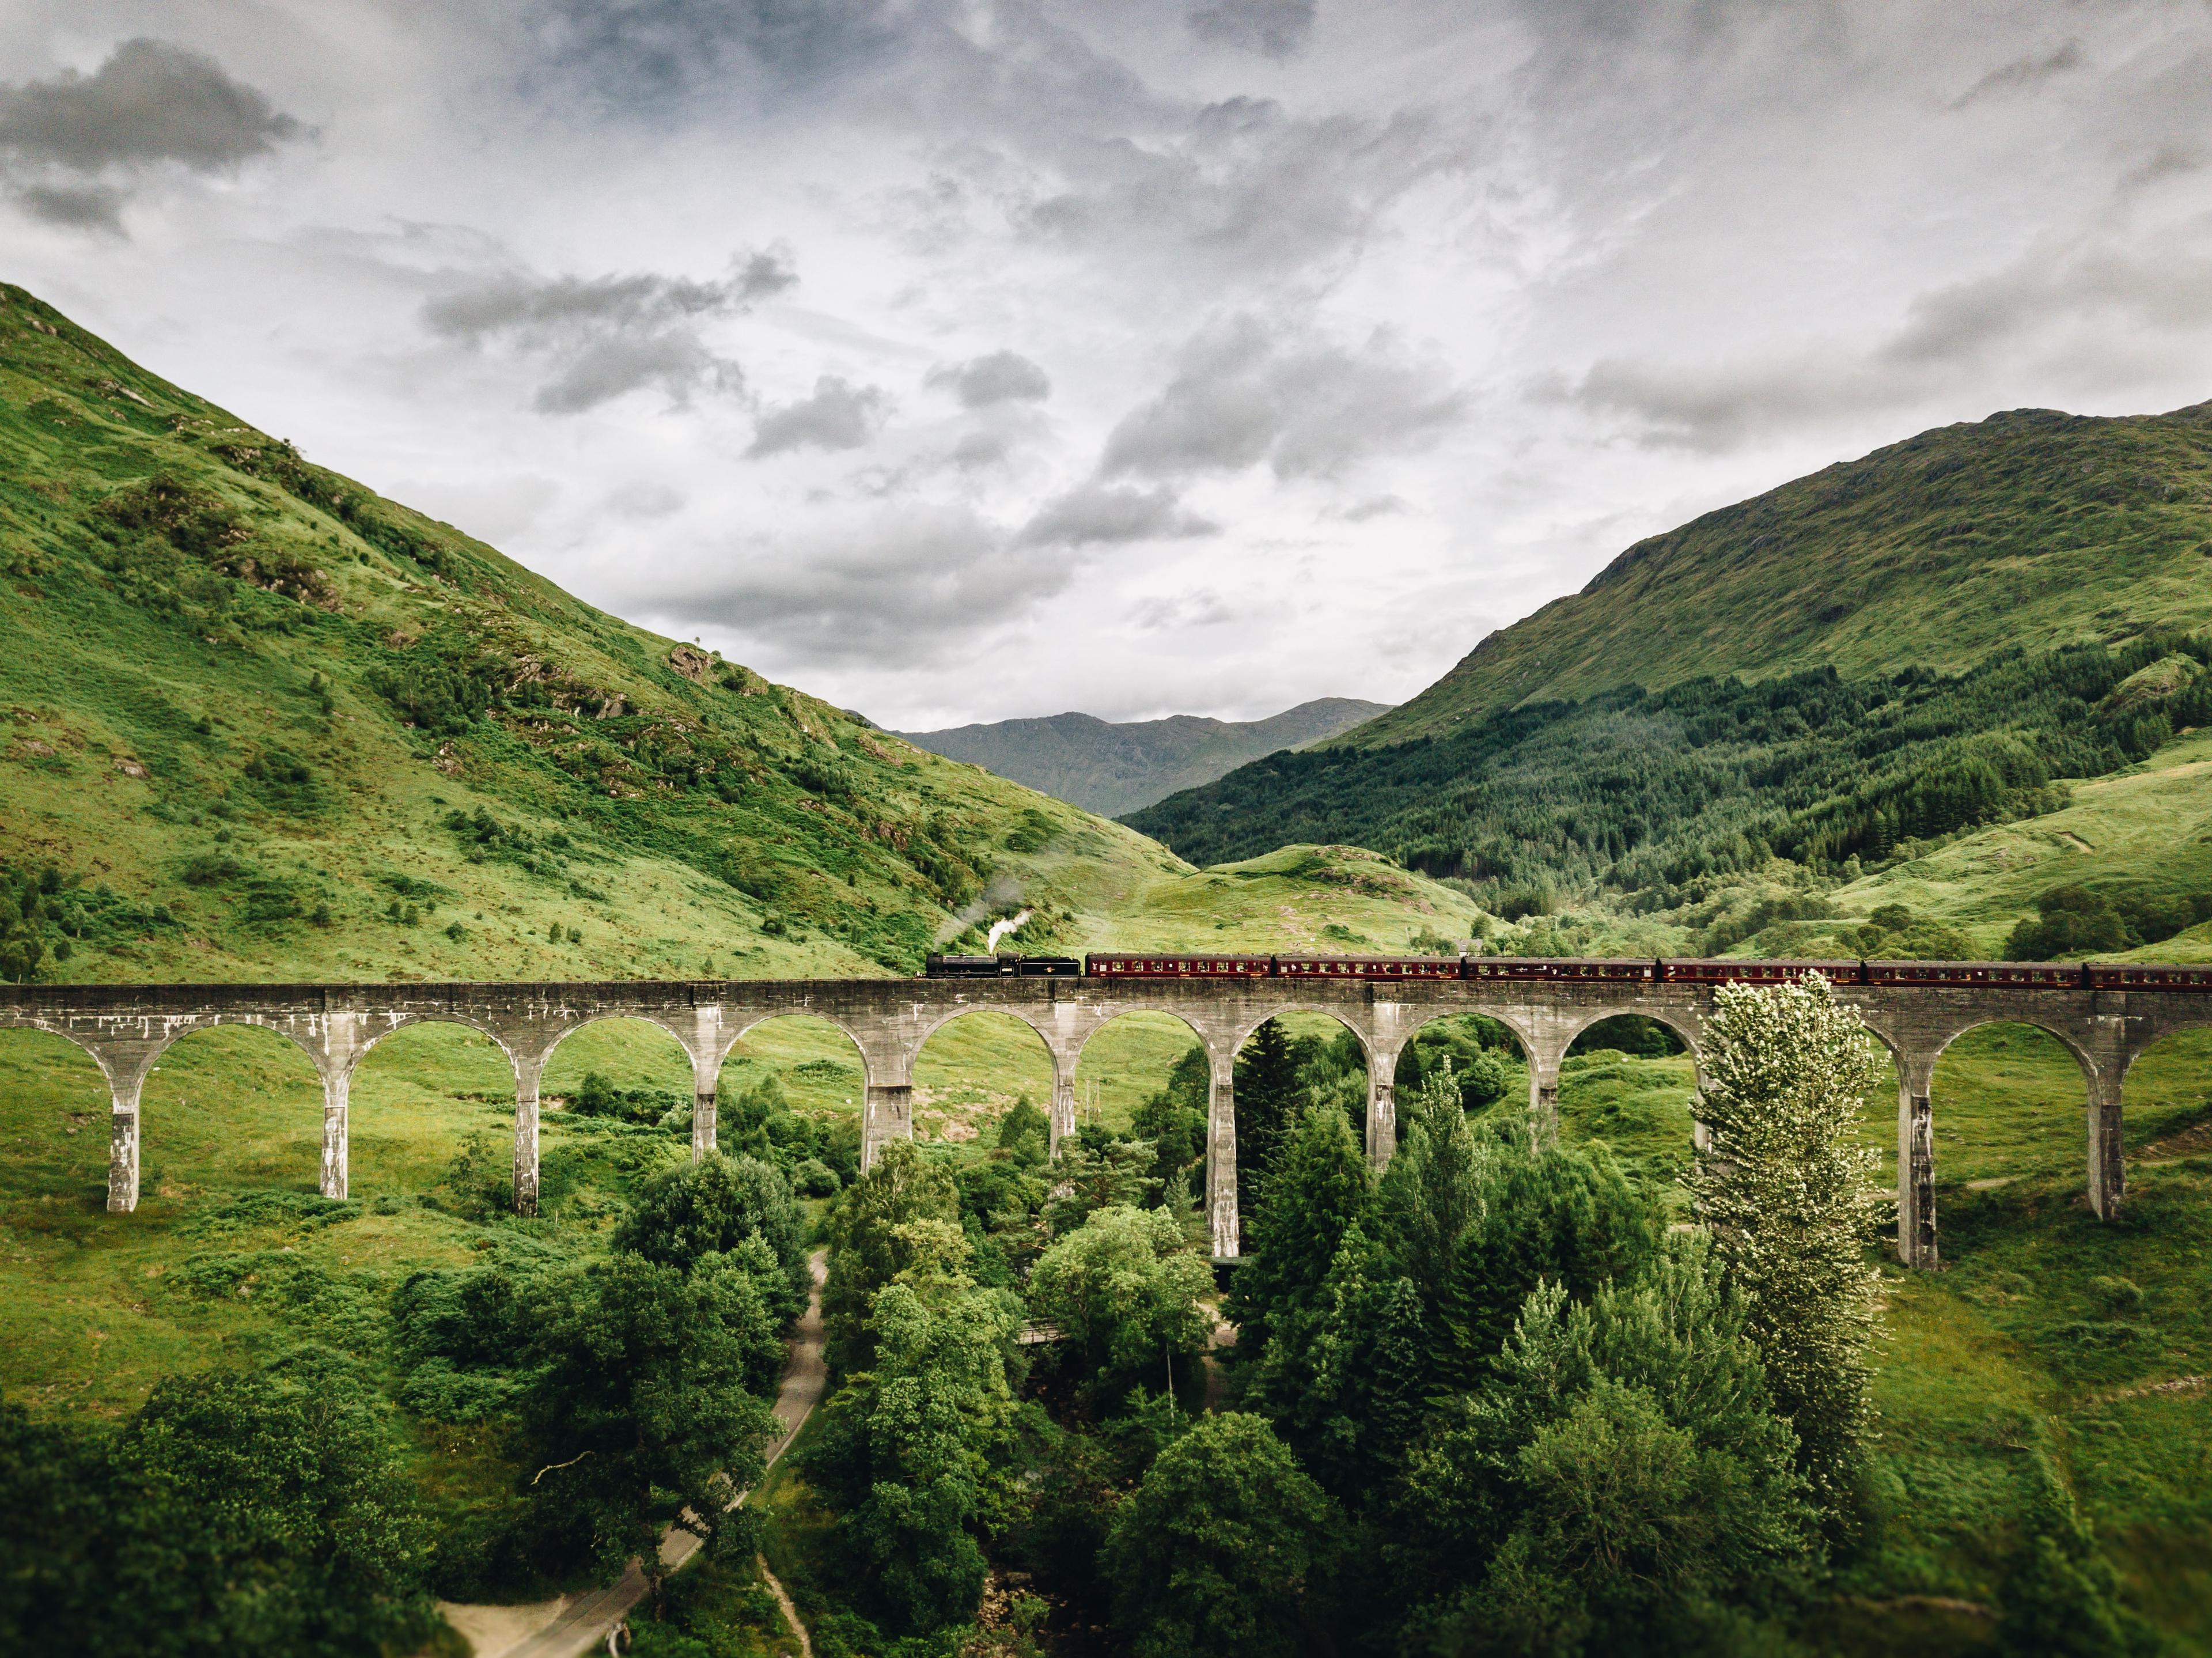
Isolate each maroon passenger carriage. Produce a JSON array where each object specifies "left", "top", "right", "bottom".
[
  {"left": 1276, "top": 954, "right": 1460, "bottom": 981},
  {"left": 1008, "top": 953, "right": 2212, "bottom": 990},
  {"left": 2086, "top": 962, "right": 2212, "bottom": 990},
  {"left": 1464, "top": 956, "right": 1656, "bottom": 983},
  {"left": 1865, "top": 960, "right": 2082, "bottom": 988},
  {"left": 1085, "top": 953, "right": 1274, "bottom": 979},
  {"left": 1662, "top": 959, "right": 1862, "bottom": 985}
]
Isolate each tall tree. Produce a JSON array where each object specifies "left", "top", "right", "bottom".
[
  {"left": 822, "top": 1138, "right": 961, "bottom": 1373},
  {"left": 1393, "top": 1237, "right": 1816, "bottom": 1654},
  {"left": 1101, "top": 1412, "right": 1339, "bottom": 1658},
  {"left": 613, "top": 1150, "right": 808, "bottom": 1309},
  {"left": 522, "top": 1255, "right": 779, "bottom": 1606},
  {"left": 1028, "top": 1205, "right": 1215, "bottom": 1405},
  {"left": 1230, "top": 1100, "right": 1374, "bottom": 1354},
  {"left": 1687, "top": 972, "right": 1886, "bottom": 1523},
  {"left": 1131, "top": 1044, "right": 1209, "bottom": 1195},
  {"left": 1441, "top": 1135, "right": 1664, "bottom": 1387},
  {"left": 0, "top": 1350, "right": 442, "bottom": 1656},
  {"left": 1376, "top": 1067, "right": 1482, "bottom": 1303},
  {"left": 802, "top": 1233, "right": 1020, "bottom": 1634},
  {"left": 1233, "top": 1017, "right": 1305, "bottom": 1221},
  {"left": 1247, "top": 1220, "right": 1428, "bottom": 1502}
]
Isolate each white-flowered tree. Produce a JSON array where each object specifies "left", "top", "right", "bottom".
[{"left": 1688, "top": 971, "right": 1887, "bottom": 1524}]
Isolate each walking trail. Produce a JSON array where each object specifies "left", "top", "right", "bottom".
[{"left": 441, "top": 1250, "right": 829, "bottom": 1658}]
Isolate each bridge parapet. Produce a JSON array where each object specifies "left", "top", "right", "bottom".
[{"left": 5, "top": 976, "right": 2203, "bottom": 1268}]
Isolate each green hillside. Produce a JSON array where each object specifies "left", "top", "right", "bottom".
[
  {"left": 1132, "top": 398, "right": 2212, "bottom": 961},
  {"left": 1354, "top": 401, "right": 2212, "bottom": 748},
  {"left": 0, "top": 285, "right": 1465, "bottom": 983},
  {"left": 897, "top": 696, "right": 1390, "bottom": 816}
]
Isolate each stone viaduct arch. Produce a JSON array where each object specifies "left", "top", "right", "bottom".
[{"left": 6, "top": 974, "right": 2210, "bottom": 1268}]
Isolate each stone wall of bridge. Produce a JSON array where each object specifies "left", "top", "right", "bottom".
[{"left": 3, "top": 975, "right": 2206, "bottom": 1267}]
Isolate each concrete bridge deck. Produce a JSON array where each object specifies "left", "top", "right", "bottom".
[{"left": 6, "top": 973, "right": 2207, "bottom": 1267}]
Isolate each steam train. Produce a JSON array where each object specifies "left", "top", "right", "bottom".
[{"left": 922, "top": 953, "right": 2212, "bottom": 991}]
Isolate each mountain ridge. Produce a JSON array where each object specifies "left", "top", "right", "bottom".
[
  {"left": 898, "top": 696, "right": 1389, "bottom": 816},
  {"left": 1346, "top": 400, "right": 2212, "bottom": 748}
]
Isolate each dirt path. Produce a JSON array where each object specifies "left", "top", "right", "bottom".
[{"left": 442, "top": 1250, "right": 828, "bottom": 1658}]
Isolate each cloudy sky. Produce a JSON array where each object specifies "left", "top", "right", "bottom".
[{"left": 5, "top": 2, "right": 2211, "bottom": 729}]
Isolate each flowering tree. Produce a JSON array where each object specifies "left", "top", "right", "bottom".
[{"left": 1688, "top": 972, "right": 1886, "bottom": 1522}]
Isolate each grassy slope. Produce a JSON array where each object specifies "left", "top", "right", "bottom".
[
  {"left": 0, "top": 283, "right": 1469, "bottom": 984},
  {"left": 1727, "top": 725, "right": 2212, "bottom": 962},
  {"left": 1353, "top": 400, "right": 2212, "bottom": 747}
]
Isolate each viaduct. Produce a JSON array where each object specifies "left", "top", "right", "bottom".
[{"left": 4, "top": 973, "right": 2205, "bottom": 1269}]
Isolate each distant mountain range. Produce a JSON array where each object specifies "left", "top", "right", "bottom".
[{"left": 897, "top": 698, "right": 1392, "bottom": 816}]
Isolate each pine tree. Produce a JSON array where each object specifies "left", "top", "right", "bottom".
[
  {"left": 1232, "top": 1017, "right": 1303, "bottom": 1220},
  {"left": 1688, "top": 972, "right": 1885, "bottom": 1523},
  {"left": 1230, "top": 1101, "right": 1373, "bottom": 1353},
  {"left": 1377, "top": 1066, "right": 1482, "bottom": 1303}
]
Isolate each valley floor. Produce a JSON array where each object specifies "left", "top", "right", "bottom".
[{"left": 5, "top": 1009, "right": 2211, "bottom": 1652}]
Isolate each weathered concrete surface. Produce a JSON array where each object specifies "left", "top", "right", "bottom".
[{"left": 6, "top": 975, "right": 2203, "bottom": 1266}]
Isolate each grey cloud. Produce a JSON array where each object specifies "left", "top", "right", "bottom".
[
  {"left": 604, "top": 480, "right": 687, "bottom": 518},
  {"left": 926, "top": 349, "right": 1051, "bottom": 406},
  {"left": 531, "top": 0, "right": 906, "bottom": 104},
  {"left": 1567, "top": 354, "right": 1858, "bottom": 452},
  {"left": 1130, "top": 589, "right": 1236, "bottom": 629},
  {"left": 10, "top": 181, "right": 126, "bottom": 232},
  {"left": 949, "top": 431, "right": 1011, "bottom": 470},
  {"left": 426, "top": 268, "right": 748, "bottom": 341},
  {"left": 1017, "top": 482, "right": 1217, "bottom": 547},
  {"left": 424, "top": 253, "right": 786, "bottom": 412},
  {"left": 1334, "top": 494, "right": 1408, "bottom": 522},
  {"left": 1103, "top": 315, "right": 1463, "bottom": 480},
  {"left": 634, "top": 505, "right": 1074, "bottom": 669},
  {"left": 747, "top": 375, "right": 885, "bottom": 456},
  {"left": 1187, "top": 0, "right": 1317, "bottom": 58},
  {"left": 1569, "top": 235, "right": 2212, "bottom": 449},
  {"left": 0, "top": 39, "right": 301, "bottom": 173},
  {"left": 1013, "top": 96, "right": 1456, "bottom": 284},
  {"left": 734, "top": 245, "right": 799, "bottom": 301},
  {"left": 537, "top": 333, "right": 738, "bottom": 412},
  {"left": 1951, "top": 41, "right": 2082, "bottom": 110},
  {"left": 2120, "top": 147, "right": 2200, "bottom": 195}
]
